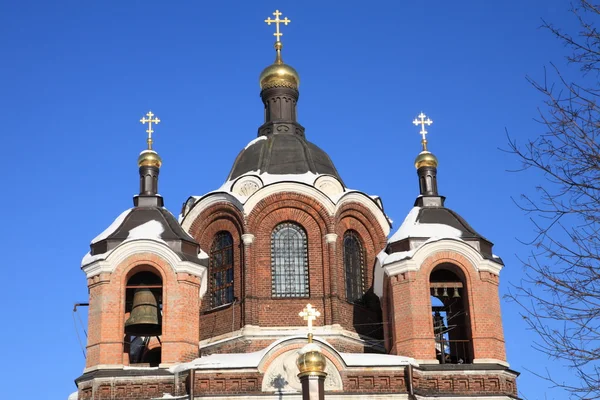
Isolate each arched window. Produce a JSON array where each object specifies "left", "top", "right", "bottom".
[
  {"left": 430, "top": 265, "right": 472, "bottom": 364},
  {"left": 343, "top": 230, "right": 365, "bottom": 303},
  {"left": 210, "top": 232, "right": 234, "bottom": 307},
  {"left": 271, "top": 222, "right": 309, "bottom": 298}
]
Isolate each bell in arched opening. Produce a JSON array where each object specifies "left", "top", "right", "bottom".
[{"left": 125, "top": 288, "right": 162, "bottom": 336}]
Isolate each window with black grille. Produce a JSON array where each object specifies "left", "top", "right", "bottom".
[
  {"left": 210, "top": 231, "right": 234, "bottom": 307},
  {"left": 271, "top": 222, "right": 309, "bottom": 297},
  {"left": 344, "top": 230, "right": 365, "bottom": 303}
]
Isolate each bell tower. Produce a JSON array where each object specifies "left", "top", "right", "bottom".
[
  {"left": 379, "top": 114, "right": 507, "bottom": 365},
  {"left": 80, "top": 113, "right": 207, "bottom": 372}
]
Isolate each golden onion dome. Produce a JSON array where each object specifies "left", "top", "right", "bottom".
[
  {"left": 259, "top": 41, "right": 300, "bottom": 91},
  {"left": 296, "top": 342, "right": 327, "bottom": 377},
  {"left": 138, "top": 149, "right": 162, "bottom": 168},
  {"left": 414, "top": 150, "right": 438, "bottom": 169}
]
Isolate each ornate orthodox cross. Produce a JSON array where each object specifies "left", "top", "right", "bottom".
[
  {"left": 140, "top": 111, "right": 161, "bottom": 150},
  {"left": 299, "top": 304, "right": 321, "bottom": 334},
  {"left": 265, "top": 9, "right": 291, "bottom": 41},
  {"left": 413, "top": 112, "right": 433, "bottom": 150}
]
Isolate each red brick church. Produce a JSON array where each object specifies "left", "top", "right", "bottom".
[{"left": 70, "top": 10, "right": 518, "bottom": 400}]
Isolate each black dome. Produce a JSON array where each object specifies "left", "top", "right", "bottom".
[{"left": 227, "top": 133, "right": 344, "bottom": 184}]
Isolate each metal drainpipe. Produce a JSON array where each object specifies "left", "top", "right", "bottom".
[
  {"left": 232, "top": 298, "right": 238, "bottom": 332},
  {"left": 189, "top": 369, "right": 195, "bottom": 400},
  {"left": 407, "top": 364, "right": 414, "bottom": 396}
]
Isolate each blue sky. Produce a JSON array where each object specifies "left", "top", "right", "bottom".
[{"left": 0, "top": 1, "right": 582, "bottom": 398}]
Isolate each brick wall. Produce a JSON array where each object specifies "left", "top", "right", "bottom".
[{"left": 85, "top": 254, "right": 201, "bottom": 369}]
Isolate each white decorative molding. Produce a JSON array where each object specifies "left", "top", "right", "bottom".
[
  {"left": 336, "top": 192, "right": 391, "bottom": 236},
  {"left": 374, "top": 239, "right": 503, "bottom": 297},
  {"left": 181, "top": 193, "right": 244, "bottom": 232},
  {"left": 324, "top": 233, "right": 338, "bottom": 244},
  {"left": 244, "top": 182, "right": 337, "bottom": 215},
  {"left": 314, "top": 175, "right": 344, "bottom": 197},
  {"left": 183, "top": 182, "right": 391, "bottom": 248},
  {"left": 232, "top": 175, "right": 263, "bottom": 197},
  {"left": 384, "top": 239, "right": 503, "bottom": 277},
  {"left": 473, "top": 358, "right": 510, "bottom": 367},
  {"left": 241, "top": 233, "right": 255, "bottom": 245},
  {"left": 81, "top": 240, "right": 207, "bottom": 296}
]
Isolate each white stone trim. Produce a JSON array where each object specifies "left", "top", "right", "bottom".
[
  {"left": 82, "top": 240, "right": 207, "bottom": 295},
  {"left": 384, "top": 239, "right": 503, "bottom": 278},
  {"left": 324, "top": 233, "right": 338, "bottom": 243},
  {"left": 181, "top": 192, "right": 244, "bottom": 232},
  {"left": 473, "top": 358, "right": 510, "bottom": 367},
  {"left": 336, "top": 192, "right": 391, "bottom": 236},
  {"left": 244, "top": 182, "right": 336, "bottom": 215},
  {"left": 241, "top": 233, "right": 255, "bottom": 245}
]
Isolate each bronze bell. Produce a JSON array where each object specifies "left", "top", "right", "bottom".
[{"left": 125, "top": 289, "right": 162, "bottom": 336}]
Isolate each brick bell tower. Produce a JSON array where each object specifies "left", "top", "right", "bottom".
[
  {"left": 75, "top": 113, "right": 207, "bottom": 398},
  {"left": 377, "top": 113, "right": 507, "bottom": 366}
]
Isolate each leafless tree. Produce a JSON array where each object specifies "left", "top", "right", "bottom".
[{"left": 507, "top": 1, "right": 600, "bottom": 398}]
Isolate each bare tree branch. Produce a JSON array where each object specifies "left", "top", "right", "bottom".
[{"left": 507, "top": 2, "right": 600, "bottom": 398}]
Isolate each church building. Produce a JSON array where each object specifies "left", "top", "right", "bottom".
[{"left": 71, "top": 10, "right": 519, "bottom": 400}]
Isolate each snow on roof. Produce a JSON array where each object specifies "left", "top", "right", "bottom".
[
  {"left": 170, "top": 348, "right": 265, "bottom": 373},
  {"left": 388, "top": 206, "right": 462, "bottom": 243},
  {"left": 341, "top": 352, "right": 414, "bottom": 366},
  {"left": 126, "top": 220, "right": 164, "bottom": 241},
  {"left": 82, "top": 220, "right": 171, "bottom": 267},
  {"left": 90, "top": 208, "right": 132, "bottom": 245},
  {"left": 244, "top": 135, "right": 267, "bottom": 150},
  {"left": 218, "top": 171, "right": 323, "bottom": 194},
  {"left": 170, "top": 336, "right": 417, "bottom": 373}
]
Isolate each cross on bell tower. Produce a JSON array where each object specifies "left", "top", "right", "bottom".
[
  {"left": 264, "top": 9, "right": 291, "bottom": 42},
  {"left": 413, "top": 112, "right": 433, "bottom": 151}
]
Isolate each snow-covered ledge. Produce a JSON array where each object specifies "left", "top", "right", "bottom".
[{"left": 81, "top": 239, "right": 207, "bottom": 290}]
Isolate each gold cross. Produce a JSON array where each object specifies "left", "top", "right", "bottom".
[
  {"left": 299, "top": 304, "right": 320, "bottom": 333},
  {"left": 413, "top": 112, "right": 433, "bottom": 150},
  {"left": 140, "top": 111, "right": 160, "bottom": 150},
  {"left": 265, "top": 9, "right": 291, "bottom": 41}
]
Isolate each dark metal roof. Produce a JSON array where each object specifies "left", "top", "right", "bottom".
[
  {"left": 417, "top": 207, "right": 487, "bottom": 241},
  {"left": 387, "top": 206, "right": 499, "bottom": 262},
  {"left": 90, "top": 207, "right": 202, "bottom": 263},
  {"left": 226, "top": 133, "right": 344, "bottom": 184}
]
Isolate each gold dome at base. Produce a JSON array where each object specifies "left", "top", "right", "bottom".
[
  {"left": 138, "top": 149, "right": 162, "bottom": 168},
  {"left": 259, "top": 41, "right": 300, "bottom": 91},
  {"left": 296, "top": 343, "right": 327, "bottom": 377},
  {"left": 415, "top": 150, "right": 438, "bottom": 169}
]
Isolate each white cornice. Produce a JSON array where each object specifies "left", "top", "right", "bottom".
[
  {"left": 324, "top": 233, "right": 338, "bottom": 243},
  {"left": 385, "top": 239, "right": 502, "bottom": 277},
  {"left": 81, "top": 240, "right": 207, "bottom": 294},
  {"left": 181, "top": 192, "right": 244, "bottom": 232},
  {"left": 336, "top": 192, "right": 391, "bottom": 236},
  {"left": 374, "top": 239, "right": 503, "bottom": 297},
  {"left": 241, "top": 233, "right": 255, "bottom": 245}
]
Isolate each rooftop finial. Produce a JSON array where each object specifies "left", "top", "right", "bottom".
[
  {"left": 265, "top": 9, "right": 291, "bottom": 65},
  {"left": 413, "top": 112, "right": 433, "bottom": 151},
  {"left": 140, "top": 111, "right": 161, "bottom": 150}
]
